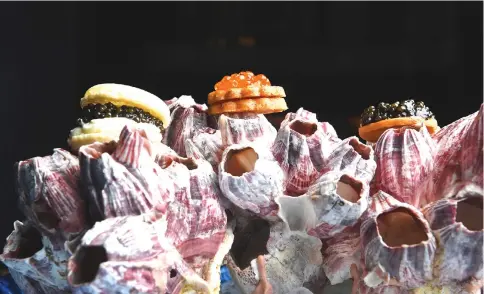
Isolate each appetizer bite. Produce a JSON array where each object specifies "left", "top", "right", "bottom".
[
  {"left": 208, "top": 71, "right": 288, "bottom": 115},
  {"left": 68, "top": 83, "right": 171, "bottom": 151},
  {"left": 358, "top": 99, "right": 439, "bottom": 143}
]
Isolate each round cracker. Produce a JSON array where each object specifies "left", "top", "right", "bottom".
[
  {"left": 208, "top": 97, "right": 288, "bottom": 115},
  {"left": 358, "top": 117, "right": 439, "bottom": 143},
  {"left": 208, "top": 86, "right": 286, "bottom": 105}
]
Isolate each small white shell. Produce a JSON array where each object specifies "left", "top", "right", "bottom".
[
  {"left": 219, "top": 113, "right": 277, "bottom": 148},
  {"left": 185, "top": 127, "right": 224, "bottom": 173},
  {"left": 321, "top": 137, "right": 377, "bottom": 186},
  {"left": 277, "top": 171, "right": 369, "bottom": 238},
  {"left": 219, "top": 143, "right": 284, "bottom": 218}
]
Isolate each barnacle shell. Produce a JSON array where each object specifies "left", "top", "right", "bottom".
[
  {"left": 79, "top": 126, "right": 175, "bottom": 223},
  {"left": 185, "top": 127, "right": 224, "bottom": 173},
  {"left": 361, "top": 191, "right": 437, "bottom": 290},
  {"left": 373, "top": 126, "right": 436, "bottom": 207},
  {"left": 321, "top": 222, "right": 362, "bottom": 285},
  {"left": 432, "top": 104, "right": 483, "bottom": 191},
  {"left": 277, "top": 171, "right": 369, "bottom": 238},
  {"left": 163, "top": 95, "right": 217, "bottom": 157},
  {"left": 219, "top": 143, "right": 284, "bottom": 218},
  {"left": 321, "top": 137, "right": 376, "bottom": 185},
  {"left": 421, "top": 182, "right": 483, "bottom": 285},
  {"left": 218, "top": 113, "right": 277, "bottom": 148},
  {"left": 272, "top": 108, "right": 340, "bottom": 196},
  {"left": 15, "top": 148, "right": 85, "bottom": 252},
  {"left": 163, "top": 155, "right": 228, "bottom": 250},
  {"left": 1, "top": 221, "right": 71, "bottom": 293},
  {"left": 284, "top": 108, "right": 319, "bottom": 122},
  {"left": 67, "top": 214, "right": 234, "bottom": 294},
  {"left": 157, "top": 155, "right": 194, "bottom": 246}
]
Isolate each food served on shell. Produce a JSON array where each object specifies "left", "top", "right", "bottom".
[
  {"left": 68, "top": 83, "right": 171, "bottom": 151},
  {"left": 358, "top": 99, "right": 440, "bottom": 143},
  {"left": 208, "top": 71, "right": 288, "bottom": 115},
  {"left": 1, "top": 72, "right": 483, "bottom": 294}
]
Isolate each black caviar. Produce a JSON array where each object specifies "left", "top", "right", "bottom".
[
  {"left": 360, "top": 99, "right": 435, "bottom": 126},
  {"left": 78, "top": 102, "right": 164, "bottom": 129}
]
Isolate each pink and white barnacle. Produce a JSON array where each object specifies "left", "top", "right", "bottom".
[
  {"left": 163, "top": 95, "right": 217, "bottom": 157},
  {"left": 218, "top": 113, "right": 277, "bottom": 148},
  {"left": 421, "top": 182, "right": 483, "bottom": 286},
  {"left": 79, "top": 126, "right": 175, "bottom": 222},
  {"left": 321, "top": 137, "right": 376, "bottom": 186},
  {"left": 432, "top": 104, "right": 483, "bottom": 191},
  {"left": 15, "top": 148, "right": 85, "bottom": 244},
  {"left": 68, "top": 211, "right": 233, "bottom": 294},
  {"left": 373, "top": 126, "right": 436, "bottom": 207},
  {"left": 272, "top": 108, "right": 339, "bottom": 196},
  {"left": 321, "top": 222, "right": 362, "bottom": 285},
  {"left": 276, "top": 171, "right": 369, "bottom": 238},
  {"left": 185, "top": 127, "right": 224, "bottom": 173},
  {"left": 219, "top": 142, "right": 284, "bottom": 218},
  {"left": 360, "top": 191, "right": 437, "bottom": 290},
  {"left": 1, "top": 220, "right": 72, "bottom": 293}
]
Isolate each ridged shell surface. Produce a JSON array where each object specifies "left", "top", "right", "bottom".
[
  {"left": 272, "top": 108, "right": 338, "bottom": 196},
  {"left": 1, "top": 221, "right": 71, "bottom": 293},
  {"left": 361, "top": 191, "right": 437, "bottom": 290},
  {"left": 15, "top": 149, "right": 85, "bottom": 239},
  {"left": 219, "top": 143, "right": 284, "bottom": 218},
  {"left": 163, "top": 95, "right": 216, "bottom": 157},
  {"left": 321, "top": 137, "right": 376, "bottom": 186},
  {"left": 321, "top": 222, "right": 362, "bottom": 285},
  {"left": 68, "top": 213, "right": 233, "bottom": 294},
  {"left": 431, "top": 104, "right": 483, "bottom": 196},
  {"left": 219, "top": 113, "right": 277, "bottom": 148},
  {"left": 277, "top": 171, "right": 369, "bottom": 238},
  {"left": 79, "top": 126, "right": 175, "bottom": 222},
  {"left": 185, "top": 127, "right": 224, "bottom": 173},
  {"left": 421, "top": 182, "right": 483, "bottom": 285},
  {"left": 373, "top": 127, "right": 436, "bottom": 207}
]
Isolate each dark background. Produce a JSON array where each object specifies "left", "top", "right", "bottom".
[{"left": 0, "top": 2, "right": 482, "bottom": 246}]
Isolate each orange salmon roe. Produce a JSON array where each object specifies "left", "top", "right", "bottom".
[{"left": 214, "top": 71, "right": 271, "bottom": 91}]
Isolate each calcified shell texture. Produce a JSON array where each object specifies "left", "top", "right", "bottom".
[
  {"left": 372, "top": 126, "right": 436, "bottom": 207},
  {"left": 361, "top": 191, "right": 437, "bottom": 290},
  {"left": 2, "top": 93, "right": 483, "bottom": 294}
]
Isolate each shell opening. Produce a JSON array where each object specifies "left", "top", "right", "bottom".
[
  {"left": 290, "top": 120, "right": 317, "bottom": 137},
  {"left": 348, "top": 138, "right": 370, "bottom": 160},
  {"left": 70, "top": 245, "right": 108, "bottom": 285},
  {"left": 456, "top": 197, "right": 483, "bottom": 231},
  {"left": 337, "top": 175, "right": 362, "bottom": 203},
  {"left": 169, "top": 269, "right": 178, "bottom": 278},
  {"left": 5, "top": 225, "right": 43, "bottom": 259},
  {"left": 224, "top": 148, "right": 258, "bottom": 177},
  {"left": 377, "top": 207, "right": 428, "bottom": 247},
  {"left": 230, "top": 218, "right": 270, "bottom": 270},
  {"left": 33, "top": 199, "right": 61, "bottom": 229}
]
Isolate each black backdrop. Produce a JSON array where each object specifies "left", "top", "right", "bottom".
[{"left": 0, "top": 2, "right": 482, "bottom": 247}]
